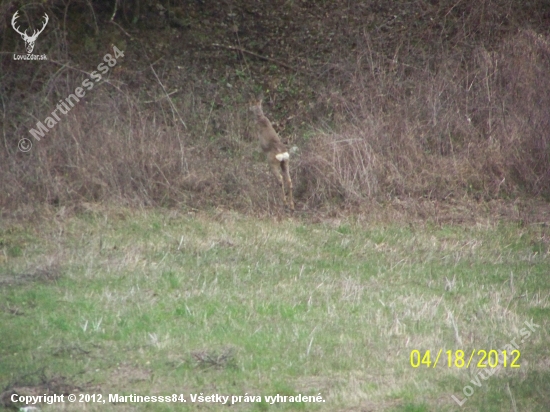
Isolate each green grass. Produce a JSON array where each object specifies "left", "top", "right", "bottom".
[{"left": 0, "top": 208, "right": 548, "bottom": 411}]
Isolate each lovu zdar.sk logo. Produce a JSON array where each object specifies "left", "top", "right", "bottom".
[{"left": 12, "top": 10, "right": 49, "bottom": 60}]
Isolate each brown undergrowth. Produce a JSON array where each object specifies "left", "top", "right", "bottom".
[{"left": 1, "top": 1, "right": 549, "bottom": 217}]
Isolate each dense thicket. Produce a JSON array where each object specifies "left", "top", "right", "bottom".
[{"left": 2, "top": 0, "right": 549, "bottom": 212}]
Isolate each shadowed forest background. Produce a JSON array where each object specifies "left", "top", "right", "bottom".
[{"left": 1, "top": 0, "right": 549, "bottom": 220}]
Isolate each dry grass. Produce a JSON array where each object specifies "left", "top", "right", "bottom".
[
  {"left": 302, "top": 29, "right": 550, "bottom": 206},
  {"left": 2, "top": 3, "right": 550, "bottom": 214}
]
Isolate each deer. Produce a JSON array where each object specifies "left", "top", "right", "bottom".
[
  {"left": 249, "top": 98, "right": 294, "bottom": 211},
  {"left": 11, "top": 11, "right": 49, "bottom": 54}
]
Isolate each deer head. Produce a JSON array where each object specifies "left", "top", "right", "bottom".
[
  {"left": 248, "top": 98, "right": 263, "bottom": 116},
  {"left": 12, "top": 11, "right": 49, "bottom": 54}
]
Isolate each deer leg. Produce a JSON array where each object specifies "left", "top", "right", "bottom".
[
  {"left": 270, "top": 161, "right": 287, "bottom": 206},
  {"left": 286, "top": 177, "right": 294, "bottom": 211},
  {"left": 282, "top": 161, "right": 294, "bottom": 211},
  {"left": 281, "top": 177, "right": 287, "bottom": 207}
]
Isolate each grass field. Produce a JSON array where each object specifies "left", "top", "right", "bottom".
[{"left": 0, "top": 207, "right": 548, "bottom": 411}]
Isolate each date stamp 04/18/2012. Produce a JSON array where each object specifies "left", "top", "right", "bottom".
[{"left": 410, "top": 349, "right": 520, "bottom": 369}]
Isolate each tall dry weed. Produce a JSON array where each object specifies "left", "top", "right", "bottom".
[{"left": 306, "top": 29, "right": 550, "bottom": 204}]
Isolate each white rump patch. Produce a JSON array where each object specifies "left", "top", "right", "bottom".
[{"left": 275, "top": 152, "right": 289, "bottom": 161}]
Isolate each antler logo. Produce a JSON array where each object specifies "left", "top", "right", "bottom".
[{"left": 12, "top": 11, "right": 49, "bottom": 54}]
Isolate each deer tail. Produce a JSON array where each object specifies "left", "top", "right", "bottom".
[{"left": 275, "top": 152, "right": 289, "bottom": 162}]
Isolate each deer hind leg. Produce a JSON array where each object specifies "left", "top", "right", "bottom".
[
  {"left": 281, "top": 160, "right": 294, "bottom": 211},
  {"left": 269, "top": 160, "right": 287, "bottom": 207}
]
